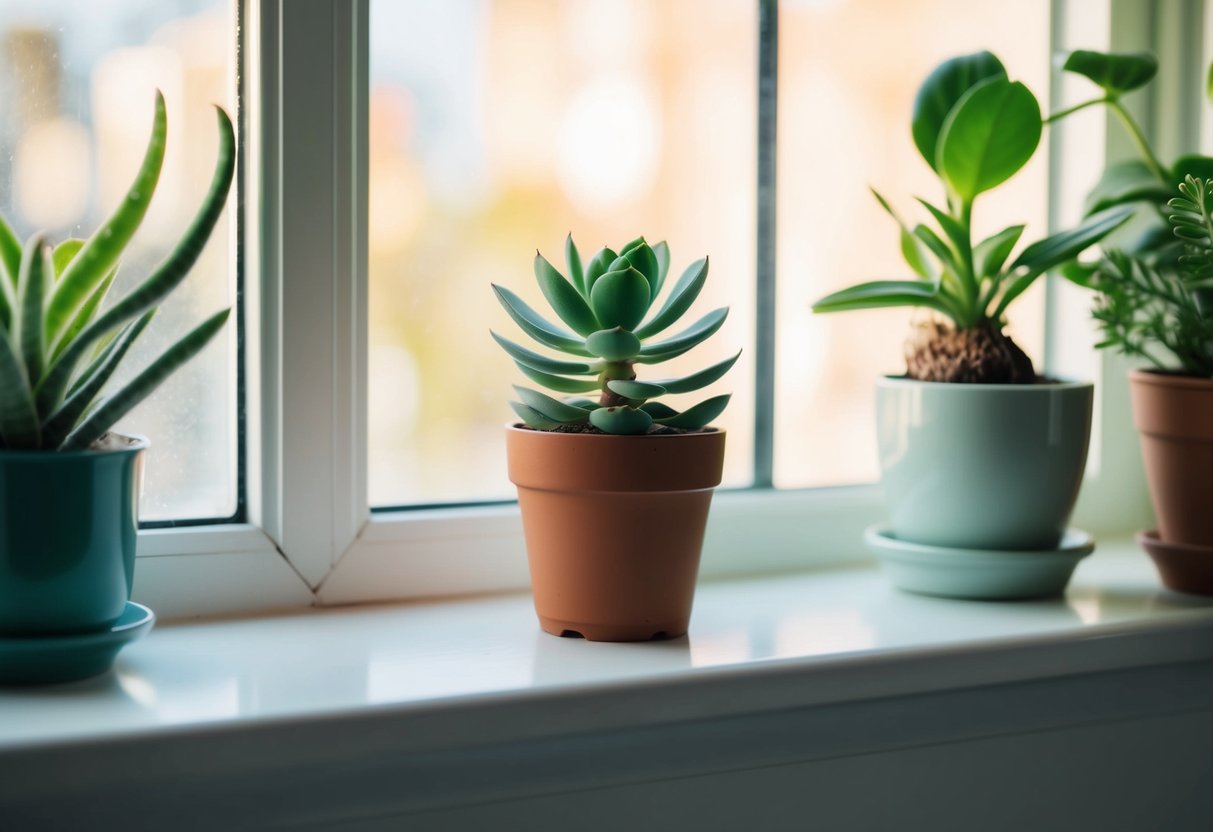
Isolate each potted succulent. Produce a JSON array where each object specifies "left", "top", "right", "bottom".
[
  {"left": 493, "top": 235, "right": 737, "bottom": 641},
  {"left": 1052, "top": 50, "right": 1213, "bottom": 594},
  {"left": 811, "top": 51, "right": 1131, "bottom": 599},
  {"left": 0, "top": 91, "right": 235, "bottom": 683}
]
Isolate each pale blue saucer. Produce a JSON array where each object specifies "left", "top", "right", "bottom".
[
  {"left": 0, "top": 602, "right": 155, "bottom": 685},
  {"left": 865, "top": 526, "right": 1094, "bottom": 600}
]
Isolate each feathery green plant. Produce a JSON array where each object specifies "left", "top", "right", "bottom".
[
  {"left": 492, "top": 236, "right": 736, "bottom": 435},
  {"left": 0, "top": 91, "right": 234, "bottom": 452},
  {"left": 1078, "top": 176, "right": 1213, "bottom": 378},
  {"left": 811, "top": 51, "right": 1131, "bottom": 336}
]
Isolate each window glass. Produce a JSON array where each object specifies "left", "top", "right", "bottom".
[
  {"left": 0, "top": 0, "right": 238, "bottom": 520},
  {"left": 775, "top": 0, "right": 1050, "bottom": 488},
  {"left": 369, "top": 0, "right": 757, "bottom": 506}
]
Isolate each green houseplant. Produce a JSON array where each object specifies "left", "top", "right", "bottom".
[
  {"left": 811, "top": 52, "right": 1130, "bottom": 598},
  {"left": 1052, "top": 49, "right": 1213, "bottom": 594},
  {"left": 0, "top": 91, "right": 235, "bottom": 683},
  {"left": 494, "top": 235, "right": 736, "bottom": 640}
]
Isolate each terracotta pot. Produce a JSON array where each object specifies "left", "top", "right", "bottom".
[
  {"left": 1129, "top": 369, "right": 1213, "bottom": 548},
  {"left": 506, "top": 426, "right": 725, "bottom": 642}
]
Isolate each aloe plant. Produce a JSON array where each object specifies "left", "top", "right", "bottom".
[
  {"left": 492, "top": 236, "right": 737, "bottom": 435},
  {"left": 0, "top": 91, "right": 234, "bottom": 452},
  {"left": 811, "top": 51, "right": 1132, "bottom": 383}
]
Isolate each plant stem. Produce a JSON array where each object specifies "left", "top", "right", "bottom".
[
  {"left": 598, "top": 360, "right": 634, "bottom": 407},
  {"left": 1107, "top": 99, "right": 1171, "bottom": 183},
  {"left": 958, "top": 199, "right": 979, "bottom": 324},
  {"left": 1043, "top": 96, "right": 1109, "bottom": 124}
]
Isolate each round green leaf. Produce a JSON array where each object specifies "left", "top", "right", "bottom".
[
  {"left": 606, "top": 379, "right": 666, "bottom": 400},
  {"left": 589, "top": 266, "right": 651, "bottom": 330},
  {"left": 912, "top": 51, "right": 1007, "bottom": 171},
  {"left": 585, "top": 327, "right": 642, "bottom": 360},
  {"left": 937, "top": 77, "right": 1041, "bottom": 202},
  {"left": 589, "top": 405, "right": 652, "bottom": 435},
  {"left": 1062, "top": 50, "right": 1157, "bottom": 95}
]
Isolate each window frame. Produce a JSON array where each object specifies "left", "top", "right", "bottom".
[{"left": 131, "top": 0, "right": 1201, "bottom": 618}]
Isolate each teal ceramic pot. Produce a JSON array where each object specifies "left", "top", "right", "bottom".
[
  {"left": 0, "top": 435, "right": 147, "bottom": 635},
  {"left": 876, "top": 377, "right": 1093, "bottom": 551}
]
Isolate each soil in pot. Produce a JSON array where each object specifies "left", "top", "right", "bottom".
[{"left": 905, "top": 319, "right": 1035, "bottom": 384}]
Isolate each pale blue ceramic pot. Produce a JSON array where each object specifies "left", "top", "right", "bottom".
[{"left": 876, "top": 377, "right": 1093, "bottom": 551}]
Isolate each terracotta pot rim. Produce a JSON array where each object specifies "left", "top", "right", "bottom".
[
  {"left": 1129, "top": 368, "right": 1213, "bottom": 391},
  {"left": 876, "top": 375, "right": 1091, "bottom": 393},
  {"left": 0, "top": 432, "right": 149, "bottom": 460},
  {"left": 504, "top": 424, "right": 725, "bottom": 440},
  {"left": 1137, "top": 529, "right": 1213, "bottom": 556}
]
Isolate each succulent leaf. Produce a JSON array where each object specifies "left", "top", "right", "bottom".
[
  {"left": 0, "top": 214, "right": 21, "bottom": 294},
  {"left": 585, "top": 327, "right": 641, "bottom": 361},
  {"left": 650, "top": 240, "right": 670, "bottom": 298},
  {"left": 516, "top": 362, "right": 601, "bottom": 394},
  {"left": 634, "top": 257, "right": 708, "bottom": 339},
  {"left": 621, "top": 241, "right": 659, "bottom": 297},
  {"left": 52, "top": 266, "right": 118, "bottom": 363},
  {"left": 510, "top": 401, "right": 563, "bottom": 430},
  {"left": 16, "top": 235, "right": 49, "bottom": 384},
  {"left": 653, "top": 394, "right": 731, "bottom": 430},
  {"left": 606, "top": 379, "right": 666, "bottom": 400},
  {"left": 589, "top": 405, "right": 652, "bottom": 435},
  {"left": 513, "top": 386, "right": 590, "bottom": 424},
  {"left": 651, "top": 351, "right": 740, "bottom": 394},
  {"left": 583, "top": 247, "right": 617, "bottom": 295},
  {"left": 491, "top": 331, "right": 599, "bottom": 375},
  {"left": 639, "top": 401, "right": 678, "bottom": 419},
  {"left": 638, "top": 307, "right": 728, "bottom": 360},
  {"left": 37, "top": 104, "right": 236, "bottom": 418},
  {"left": 45, "top": 91, "right": 167, "bottom": 348},
  {"left": 0, "top": 328, "right": 39, "bottom": 448},
  {"left": 492, "top": 284, "right": 591, "bottom": 355},
  {"left": 51, "top": 239, "right": 85, "bottom": 278},
  {"left": 564, "top": 233, "right": 585, "bottom": 297},
  {"left": 60, "top": 308, "right": 230, "bottom": 451},
  {"left": 589, "top": 266, "right": 650, "bottom": 330},
  {"left": 534, "top": 252, "right": 599, "bottom": 336}
]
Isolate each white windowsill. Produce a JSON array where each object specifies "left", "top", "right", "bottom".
[{"left": 1, "top": 537, "right": 1211, "bottom": 760}]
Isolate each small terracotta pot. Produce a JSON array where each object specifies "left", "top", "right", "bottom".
[
  {"left": 1129, "top": 369, "right": 1213, "bottom": 547},
  {"left": 506, "top": 426, "right": 725, "bottom": 642}
]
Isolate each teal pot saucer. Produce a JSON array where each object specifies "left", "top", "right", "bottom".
[
  {"left": 0, "top": 601, "right": 154, "bottom": 686},
  {"left": 864, "top": 525, "right": 1094, "bottom": 601}
]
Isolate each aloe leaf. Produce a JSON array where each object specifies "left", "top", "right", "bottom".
[
  {"left": 974, "top": 224, "right": 1025, "bottom": 278},
  {"left": 534, "top": 252, "right": 599, "bottom": 336},
  {"left": 583, "top": 247, "right": 617, "bottom": 295},
  {"left": 620, "top": 241, "right": 659, "bottom": 299},
  {"left": 589, "top": 405, "right": 652, "bottom": 435},
  {"left": 36, "top": 105, "right": 235, "bottom": 417},
  {"left": 912, "top": 51, "right": 1007, "bottom": 171},
  {"left": 0, "top": 330, "right": 39, "bottom": 448},
  {"left": 491, "top": 284, "right": 591, "bottom": 355},
  {"left": 1062, "top": 50, "right": 1157, "bottom": 95},
  {"left": 585, "top": 327, "right": 642, "bottom": 361},
  {"left": 0, "top": 214, "right": 21, "bottom": 293},
  {"left": 52, "top": 239, "right": 86, "bottom": 279},
  {"left": 635, "top": 257, "right": 708, "bottom": 339},
  {"left": 606, "top": 379, "right": 666, "bottom": 400},
  {"left": 45, "top": 91, "right": 167, "bottom": 348},
  {"left": 516, "top": 362, "right": 600, "bottom": 394},
  {"left": 651, "top": 241, "right": 670, "bottom": 298},
  {"left": 638, "top": 307, "right": 728, "bottom": 360},
  {"left": 15, "top": 235, "right": 49, "bottom": 385},
  {"left": 53, "top": 266, "right": 117, "bottom": 363},
  {"left": 564, "top": 233, "right": 585, "bottom": 297},
  {"left": 491, "top": 331, "right": 599, "bottom": 376},
  {"left": 60, "top": 308, "right": 229, "bottom": 451},
  {"left": 1084, "top": 160, "right": 1170, "bottom": 216},
  {"left": 41, "top": 311, "right": 154, "bottom": 449},
  {"left": 513, "top": 385, "right": 590, "bottom": 424},
  {"left": 811, "top": 280, "right": 944, "bottom": 314},
  {"left": 651, "top": 351, "right": 740, "bottom": 394},
  {"left": 589, "top": 266, "right": 650, "bottom": 330},
  {"left": 937, "top": 78, "right": 1042, "bottom": 202},
  {"left": 653, "top": 394, "right": 731, "bottom": 429},
  {"left": 510, "top": 401, "right": 562, "bottom": 430}
]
